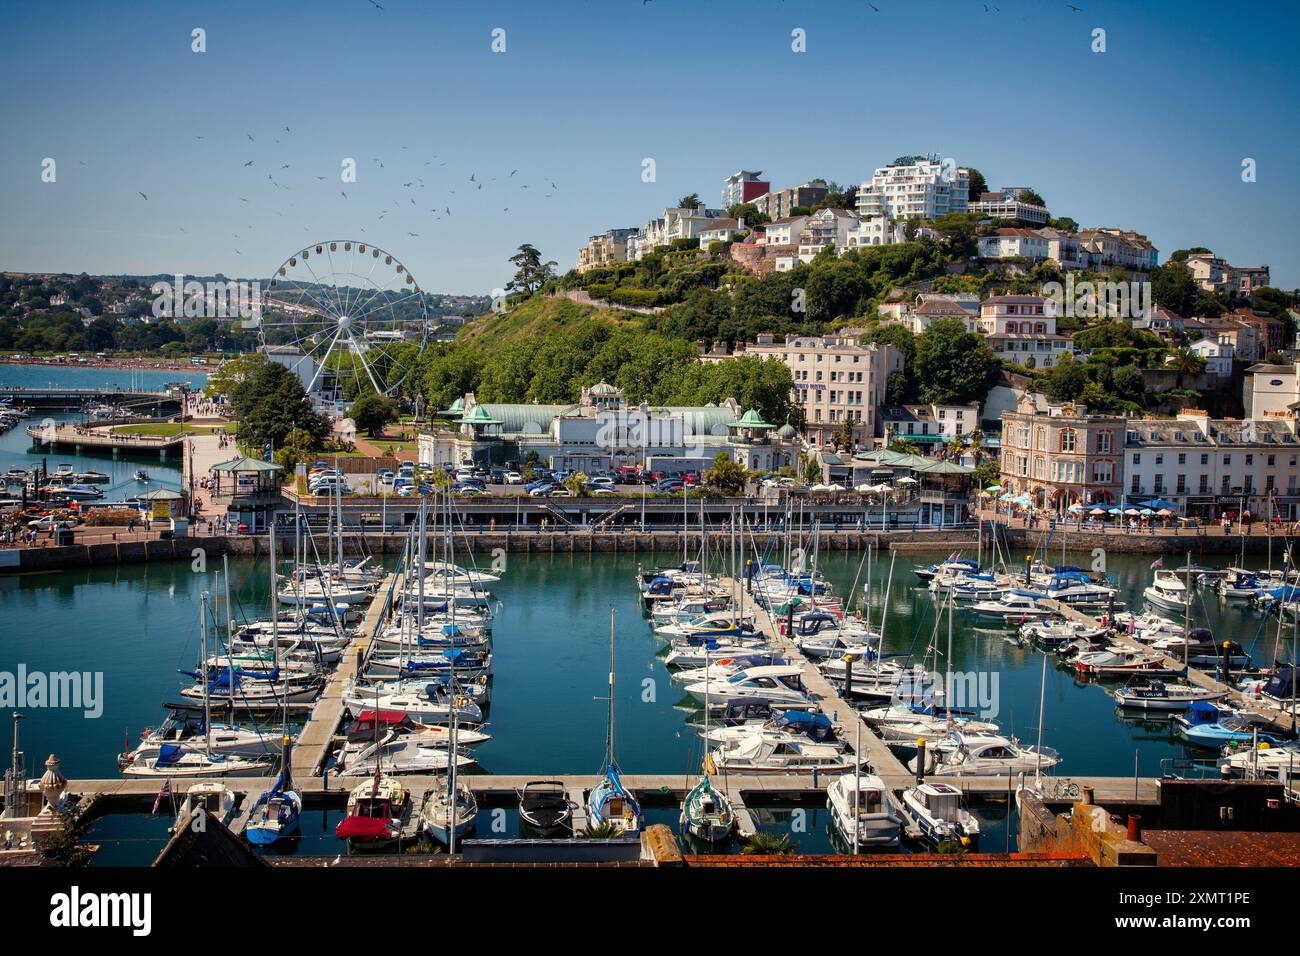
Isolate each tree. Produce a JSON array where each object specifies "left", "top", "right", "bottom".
[
  {"left": 704, "top": 452, "right": 747, "bottom": 495},
  {"left": 350, "top": 392, "right": 399, "bottom": 437},
  {"left": 677, "top": 193, "right": 701, "bottom": 209},
  {"left": 888, "top": 438, "right": 921, "bottom": 455},
  {"left": 506, "top": 243, "right": 558, "bottom": 297},
  {"left": 563, "top": 471, "right": 590, "bottom": 496},
  {"left": 230, "top": 360, "right": 330, "bottom": 456},
  {"left": 204, "top": 353, "right": 266, "bottom": 399},
  {"left": 1151, "top": 261, "right": 1198, "bottom": 316},
  {"left": 1018, "top": 188, "right": 1046, "bottom": 207},
  {"left": 831, "top": 418, "right": 855, "bottom": 452},
  {"left": 913, "top": 319, "right": 1000, "bottom": 405},
  {"left": 1047, "top": 216, "right": 1079, "bottom": 233},
  {"left": 1167, "top": 347, "right": 1206, "bottom": 388},
  {"left": 1041, "top": 353, "right": 1087, "bottom": 403},
  {"left": 966, "top": 168, "right": 988, "bottom": 202}
]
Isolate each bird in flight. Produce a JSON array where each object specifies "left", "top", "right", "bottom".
[
  {"left": 1067, "top": 3, "right": 1082, "bottom": 9},
  {"left": 367, "top": 0, "right": 384, "bottom": 9},
  {"left": 510, "top": 169, "right": 517, "bottom": 176},
  {"left": 244, "top": 160, "right": 254, "bottom": 166},
  {"left": 341, "top": 190, "right": 348, "bottom": 198},
  {"left": 137, "top": 191, "right": 148, "bottom": 200},
  {"left": 246, "top": 133, "right": 254, "bottom": 141},
  {"left": 869, "top": 2, "right": 879, "bottom": 10}
]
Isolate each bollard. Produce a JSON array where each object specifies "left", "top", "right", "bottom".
[
  {"left": 1082, "top": 785, "right": 1094, "bottom": 805},
  {"left": 1126, "top": 814, "right": 1142, "bottom": 842},
  {"left": 355, "top": 645, "right": 364, "bottom": 673},
  {"left": 843, "top": 654, "right": 854, "bottom": 700},
  {"left": 915, "top": 738, "right": 926, "bottom": 784}
]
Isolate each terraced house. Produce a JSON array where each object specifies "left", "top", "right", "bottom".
[{"left": 998, "top": 397, "right": 1123, "bottom": 509}]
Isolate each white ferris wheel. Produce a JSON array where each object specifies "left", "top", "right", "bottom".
[{"left": 261, "top": 240, "right": 430, "bottom": 397}]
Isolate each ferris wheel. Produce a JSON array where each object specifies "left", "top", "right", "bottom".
[{"left": 261, "top": 240, "right": 430, "bottom": 397}]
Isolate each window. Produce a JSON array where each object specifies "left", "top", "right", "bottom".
[
  {"left": 1131, "top": 475, "right": 1141, "bottom": 494},
  {"left": 1132, "top": 453, "right": 1141, "bottom": 465},
  {"left": 1060, "top": 428, "right": 1076, "bottom": 453},
  {"left": 1155, "top": 454, "right": 1163, "bottom": 466},
  {"left": 1201, "top": 454, "right": 1209, "bottom": 466},
  {"left": 1098, "top": 431, "right": 1112, "bottom": 454},
  {"left": 1176, "top": 475, "right": 1186, "bottom": 493},
  {"left": 1223, "top": 455, "right": 1231, "bottom": 466},
  {"left": 1177, "top": 453, "right": 1186, "bottom": 465}
]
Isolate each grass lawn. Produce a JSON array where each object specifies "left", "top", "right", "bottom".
[{"left": 112, "top": 422, "right": 228, "bottom": 437}]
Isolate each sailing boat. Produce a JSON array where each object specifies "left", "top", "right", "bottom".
[
  {"left": 244, "top": 527, "right": 303, "bottom": 846},
  {"left": 587, "top": 609, "right": 643, "bottom": 835},
  {"left": 681, "top": 513, "right": 740, "bottom": 843}
]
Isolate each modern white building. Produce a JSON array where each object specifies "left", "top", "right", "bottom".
[
  {"left": 856, "top": 159, "right": 970, "bottom": 222},
  {"left": 968, "top": 187, "right": 1049, "bottom": 225},
  {"left": 721, "top": 170, "right": 769, "bottom": 209},
  {"left": 977, "top": 228, "right": 1050, "bottom": 262},
  {"left": 1189, "top": 336, "right": 1235, "bottom": 381}
]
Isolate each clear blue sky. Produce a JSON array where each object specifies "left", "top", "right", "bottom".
[{"left": 1, "top": 0, "right": 1297, "bottom": 294}]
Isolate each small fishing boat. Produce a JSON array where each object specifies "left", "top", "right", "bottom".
[
  {"left": 73, "top": 470, "right": 111, "bottom": 484},
  {"left": 518, "top": 780, "right": 573, "bottom": 834},
  {"left": 1217, "top": 568, "right": 1266, "bottom": 601},
  {"left": 680, "top": 773, "right": 737, "bottom": 843},
  {"left": 1173, "top": 702, "right": 1286, "bottom": 749},
  {"left": 1113, "top": 678, "right": 1226, "bottom": 711},
  {"left": 171, "top": 781, "right": 237, "bottom": 834},
  {"left": 419, "top": 779, "right": 478, "bottom": 846},
  {"left": 827, "top": 773, "right": 904, "bottom": 849},
  {"left": 134, "top": 469, "right": 150, "bottom": 483},
  {"left": 336, "top": 776, "right": 413, "bottom": 850},
  {"left": 900, "top": 781, "right": 981, "bottom": 849}
]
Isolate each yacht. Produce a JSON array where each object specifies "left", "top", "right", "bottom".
[
  {"left": 1144, "top": 570, "right": 1192, "bottom": 611},
  {"left": 682, "top": 665, "right": 810, "bottom": 708},
  {"left": 119, "top": 743, "right": 273, "bottom": 777},
  {"left": 118, "top": 714, "right": 280, "bottom": 766},
  {"left": 826, "top": 774, "right": 904, "bottom": 849},
  {"left": 709, "top": 730, "right": 856, "bottom": 774},
  {"left": 420, "top": 779, "right": 478, "bottom": 846},
  {"left": 908, "top": 732, "right": 1061, "bottom": 777},
  {"left": 1041, "top": 572, "right": 1117, "bottom": 609},
  {"left": 913, "top": 558, "right": 980, "bottom": 583},
  {"left": 968, "top": 591, "right": 1054, "bottom": 624}
]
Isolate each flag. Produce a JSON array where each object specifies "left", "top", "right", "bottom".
[
  {"left": 151, "top": 780, "right": 171, "bottom": 815},
  {"left": 1150, "top": 557, "right": 1163, "bottom": 570},
  {"left": 704, "top": 753, "right": 717, "bottom": 776},
  {"left": 263, "top": 441, "right": 274, "bottom": 463}
]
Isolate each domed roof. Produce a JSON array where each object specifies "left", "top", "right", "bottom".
[
  {"left": 777, "top": 422, "right": 798, "bottom": 439},
  {"left": 588, "top": 380, "right": 620, "bottom": 396}
]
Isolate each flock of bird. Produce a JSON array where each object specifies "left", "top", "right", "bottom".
[{"left": 123, "top": 0, "right": 1087, "bottom": 266}]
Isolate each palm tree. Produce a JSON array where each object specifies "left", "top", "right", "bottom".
[
  {"left": 583, "top": 821, "right": 621, "bottom": 839},
  {"left": 741, "top": 832, "right": 798, "bottom": 855},
  {"left": 1167, "top": 346, "right": 1205, "bottom": 389}
]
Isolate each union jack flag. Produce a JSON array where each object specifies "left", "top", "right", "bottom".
[
  {"left": 151, "top": 779, "right": 171, "bottom": 815},
  {"left": 1150, "top": 557, "right": 1163, "bottom": 570}
]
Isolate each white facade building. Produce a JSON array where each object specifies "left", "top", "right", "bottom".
[{"left": 856, "top": 159, "right": 970, "bottom": 222}]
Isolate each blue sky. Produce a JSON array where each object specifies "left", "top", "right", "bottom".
[{"left": 1, "top": 0, "right": 1297, "bottom": 294}]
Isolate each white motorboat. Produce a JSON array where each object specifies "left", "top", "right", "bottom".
[
  {"left": 418, "top": 559, "right": 501, "bottom": 586},
  {"left": 1218, "top": 741, "right": 1300, "bottom": 782},
  {"left": 119, "top": 714, "right": 280, "bottom": 766},
  {"left": 654, "top": 609, "right": 757, "bottom": 640},
  {"left": 650, "top": 595, "right": 732, "bottom": 625},
  {"left": 826, "top": 773, "right": 904, "bottom": 848},
  {"left": 861, "top": 704, "right": 999, "bottom": 743},
  {"left": 968, "top": 591, "right": 1054, "bottom": 624},
  {"left": 1113, "top": 678, "right": 1226, "bottom": 711},
  {"left": 709, "top": 730, "right": 856, "bottom": 774},
  {"left": 901, "top": 782, "right": 982, "bottom": 848},
  {"left": 682, "top": 664, "right": 810, "bottom": 708},
  {"left": 663, "top": 642, "right": 776, "bottom": 670},
  {"left": 1113, "top": 610, "right": 1185, "bottom": 640},
  {"left": 1144, "top": 570, "right": 1192, "bottom": 611},
  {"left": 908, "top": 732, "right": 1061, "bottom": 777},
  {"left": 119, "top": 744, "right": 273, "bottom": 778},
  {"left": 1018, "top": 619, "right": 1107, "bottom": 649}
]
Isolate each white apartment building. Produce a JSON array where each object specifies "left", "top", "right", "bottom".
[
  {"left": 632, "top": 206, "right": 726, "bottom": 259},
  {"left": 722, "top": 170, "right": 769, "bottom": 209},
  {"left": 1189, "top": 336, "right": 1235, "bottom": 381},
  {"left": 968, "top": 188, "right": 1049, "bottom": 225},
  {"left": 844, "top": 215, "right": 906, "bottom": 250},
  {"left": 1244, "top": 361, "right": 1300, "bottom": 419},
  {"left": 978, "top": 294, "right": 1073, "bottom": 369},
  {"left": 1124, "top": 412, "right": 1300, "bottom": 518},
  {"left": 701, "top": 330, "right": 902, "bottom": 449},
  {"left": 977, "top": 228, "right": 1050, "bottom": 262},
  {"left": 856, "top": 159, "right": 970, "bottom": 222}
]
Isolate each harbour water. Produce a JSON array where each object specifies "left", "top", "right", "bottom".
[
  {"left": 0, "top": 546, "right": 1279, "bottom": 860},
  {"left": 0, "top": 363, "right": 204, "bottom": 499}
]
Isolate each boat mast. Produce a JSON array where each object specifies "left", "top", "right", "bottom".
[
  {"left": 1184, "top": 551, "right": 1191, "bottom": 670},
  {"left": 853, "top": 717, "right": 861, "bottom": 854},
  {"left": 606, "top": 608, "right": 616, "bottom": 770},
  {"left": 199, "top": 590, "right": 211, "bottom": 759}
]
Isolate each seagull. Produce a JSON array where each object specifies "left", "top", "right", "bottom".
[
  {"left": 341, "top": 190, "right": 348, "bottom": 198},
  {"left": 869, "top": 2, "right": 879, "bottom": 10},
  {"left": 1067, "top": 3, "right": 1082, "bottom": 9},
  {"left": 367, "top": 0, "right": 383, "bottom": 9},
  {"left": 247, "top": 133, "right": 254, "bottom": 141},
  {"left": 469, "top": 173, "right": 476, "bottom": 182},
  {"left": 240, "top": 197, "right": 249, "bottom": 202},
  {"left": 284, "top": 125, "right": 291, "bottom": 132},
  {"left": 244, "top": 160, "right": 254, "bottom": 166},
  {"left": 137, "top": 191, "right": 148, "bottom": 200},
  {"left": 509, "top": 169, "right": 517, "bottom": 176},
  {"left": 407, "top": 232, "right": 419, "bottom": 237}
]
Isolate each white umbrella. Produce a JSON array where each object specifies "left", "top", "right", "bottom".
[{"left": 895, "top": 476, "right": 918, "bottom": 485}]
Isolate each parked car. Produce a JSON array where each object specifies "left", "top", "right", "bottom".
[
  {"left": 654, "top": 478, "right": 685, "bottom": 493},
  {"left": 589, "top": 487, "right": 618, "bottom": 496},
  {"left": 504, "top": 471, "right": 523, "bottom": 485},
  {"left": 588, "top": 476, "right": 615, "bottom": 489},
  {"left": 528, "top": 483, "right": 557, "bottom": 497},
  {"left": 27, "top": 515, "right": 76, "bottom": 530},
  {"left": 548, "top": 488, "right": 574, "bottom": 497}
]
